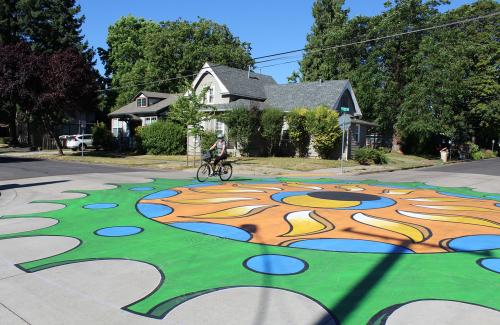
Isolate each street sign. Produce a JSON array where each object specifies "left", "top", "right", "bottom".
[
  {"left": 338, "top": 114, "right": 351, "bottom": 129},
  {"left": 340, "top": 106, "right": 349, "bottom": 112}
]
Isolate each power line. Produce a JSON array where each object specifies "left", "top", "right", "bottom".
[
  {"left": 100, "top": 11, "right": 499, "bottom": 92},
  {"left": 253, "top": 11, "right": 500, "bottom": 63}
]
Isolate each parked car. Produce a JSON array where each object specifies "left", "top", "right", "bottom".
[
  {"left": 66, "top": 134, "right": 94, "bottom": 151},
  {"left": 58, "top": 135, "right": 71, "bottom": 148}
]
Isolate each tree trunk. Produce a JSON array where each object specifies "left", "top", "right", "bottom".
[
  {"left": 8, "top": 108, "right": 19, "bottom": 146},
  {"left": 392, "top": 131, "right": 402, "bottom": 153},
  {"left": 42, "top": 117, "right": 64, "bottom": 155}
]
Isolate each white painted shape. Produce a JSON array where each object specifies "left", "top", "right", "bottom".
[
  {"left": 385, "top": 300, "right": 500, "bottom": 325},
  {"left": 0, "top": 217, "right": 58, "bottom": 235},
  {"left": 163, "top": 286, "right": 337, "bottom": 325}
]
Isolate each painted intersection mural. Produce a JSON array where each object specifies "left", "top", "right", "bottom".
[{"left": 1, "top": 178, "right": 499, "bottom": 324}]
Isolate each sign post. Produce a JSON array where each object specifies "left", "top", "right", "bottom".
[
  {"left": 80, "top": 121, "right": 85, "bottom": 157},
  {"left": 339, "top": 107, "right": 350, "bottom": 174}
]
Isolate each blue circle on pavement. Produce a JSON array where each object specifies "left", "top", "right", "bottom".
[
  {"left": 95, "top": 226, "right": 143, "bottom": 237},
  {"left": 244, "top": 254, "right": 307, "bottom": 275},
  {"left": 83, "top": 203, "right": 117, "bottom": 209}
]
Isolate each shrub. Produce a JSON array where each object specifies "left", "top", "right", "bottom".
[
  {"left": 222, "top": 107, "right": 261, "bottom": 156},
  {"left": 261, "top": 108, "right": 284, "bottom": 156},
  {"left": 305, "top": 106, "right": 341, "bottom": 159},
  {"left": 136, "top": 121, "right": 186, "bottom": 155},
  {"left": 471, "top": 150, "right": 483, "bottom": 160},
  {"left": 286, "top": 108, "right": 310, "bottom": 157},
  {"left": 92, "top": 122, "right": 115, "bottom": 150},
  {"left": 201, "top": 130, "right": 217, "bottom": 151},
  {"left": 482, "top": 149, "right": 497, "bottom": 159},
  {"left": 354, "top": 148, "right": 388, "bottom": 165}
]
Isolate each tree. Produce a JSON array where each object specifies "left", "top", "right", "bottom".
[
  {"left": 0, "top": 43, "right": 38, "bottom": 145},
  {"left": 306, "top": 106, "right": 341, "bottom": 159},
  {"left": 168, "top": 86, "right": 213, "bottom": 138},
  {"left": 261, "top": 108, "right": 284, "bottom": 156},
  {"left": 300, "top": 0, "right": 353, "bottom": 82},
  {"left": 221, "top": 107, "right": 260, "bottom": 156},
  {"left": 298, "top": 0, "right": 500, "bottom": 153},
  {"left": 0, "top": 0, "right": 97, "bottom": 148},
  {"left": 101, "top": 17, "right": 254, "bottom": 110},
  {"left": 31, "top": 49, "right": 99, "bottom": 155},
  {"left": 286, "top": 108, "right": 311, "bottom": 157}
]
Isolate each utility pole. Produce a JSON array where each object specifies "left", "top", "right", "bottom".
[{"left": 339, "top": 107, "right": 350, "bottom": 174}]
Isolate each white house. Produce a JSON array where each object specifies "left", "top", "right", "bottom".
[{"left": 108, "top": 62, "right": 375, "bottom": 156}]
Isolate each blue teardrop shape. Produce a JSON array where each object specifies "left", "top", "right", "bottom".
[
  {"left": 169, "top": 222, "right": 251, "bottom": 241},
  {"left": 136, "top": 203, "right": 172, "bottom": 219},
  {"left": 289, "top": 238, "right": 414, "bottom": 254}
]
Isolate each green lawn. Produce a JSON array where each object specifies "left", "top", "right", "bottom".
[{"left": 21, "top": 150, "right": 441, "bottom": 173}]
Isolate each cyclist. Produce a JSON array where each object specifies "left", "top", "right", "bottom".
[{"left": 209, "top": 133, "right": 227, "bottom": 173}]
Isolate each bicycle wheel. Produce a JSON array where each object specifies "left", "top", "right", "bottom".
[
  {"left": 196, "top": 163, "right": 211, "bottom": 182},
  {"left": 219, "top": 162, "right": 233, "bottom": 181}
]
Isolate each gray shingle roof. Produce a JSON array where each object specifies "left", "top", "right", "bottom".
[
  {"left": 109, "top": 93, "right": 181, "bottom": 118},
  {"left": 138, "top": 91, "right": 170, "bottom": 99},
  {"left": 212, "top": 99, "right": 263, "bottom": 111},
  {"left": 263, "top": 80, "right": 349, "bottom": 111},
  {"left": 208, "top": 63, "right": 277, "bottom": 99}
]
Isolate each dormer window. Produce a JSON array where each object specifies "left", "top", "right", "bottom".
[
  {"left": 206, "top": 86, "right": 214, "bottom": 104},
  {"left": 137, "top": 97, "right": 147, "bottom": 107}
]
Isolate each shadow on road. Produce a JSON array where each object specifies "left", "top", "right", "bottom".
[
  {"left": 0, "top": 156, "right": 43, "bottom": 163},
  {"left": 0, "top": 180, "right": 69, "bottom": 191}
]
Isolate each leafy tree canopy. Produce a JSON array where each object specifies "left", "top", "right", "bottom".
[
  {"left": 101, "top": 16, "right": 254, "bottom": 110},
  {"left": 299, "top": 0, "right": 499, "bottom": 152}
]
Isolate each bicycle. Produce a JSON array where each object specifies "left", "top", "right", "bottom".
[{"left": 196, "top": 150, "right": 233, "bottom": 182}]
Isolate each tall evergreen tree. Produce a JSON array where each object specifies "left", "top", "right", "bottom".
[{"left": 0, "top": 0, "right": 97, "bottom": 147}]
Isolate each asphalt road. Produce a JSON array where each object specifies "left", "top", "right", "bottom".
[
  {"left": 419, "top": 157, "right": 500, "bottom": 176},
  {"left": 0, "top": 156, "right": 147, "bottom": 181}
]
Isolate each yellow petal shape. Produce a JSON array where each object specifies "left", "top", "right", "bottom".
[
  {"left": 285, "top": 182, "right": 323, "bottom": 190},
  {"left": 406, "top": 198, "right": 464, "bottom": 202},
  {"left": 281, "top": 210, "right": 334, "bottom": 237},
  {"left": 398, "top": 210, "right": 500, "bottom": 229},
  {"left": 414, "top": 205, "right": 497, "bottom": 212},
  {"left": 165, "top": 197, "right": 256, "bottom": 204},
  {"left": 182, "top": 205, "right": 273, "bottom": 219},
  {"left": 352, "top": 212, "right": 431, "bottom": 243},
  {"left": 337, "top": 185, "right": 364, "bottom": 192},
  {"left": 191, "top": 188, "right": 264, "bottom": 194},
  {"left": 383, "top": 189, "right": 413, "bottom": 195},
  {"left": 283, "top": 195, "right": 360, "bottom": 208}
]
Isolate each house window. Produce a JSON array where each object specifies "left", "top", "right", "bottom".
[
  {"left": 215, "top": 119, "right": 225, "bottom": 135},
  {"left": 137, "top": 98, "right": 147, "bottom": 107},
  {"left": 206, "top": 86, "right": 214, "bottom": 104},
  {"left": 143, "top": 116, "right": 158, "bottom": 126}
]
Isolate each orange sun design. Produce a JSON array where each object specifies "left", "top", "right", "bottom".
[{"left": 138, "top": 181, "right": 500, "bottom": 254}]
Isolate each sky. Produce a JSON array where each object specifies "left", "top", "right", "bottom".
[{"left": 77, "top": 0, "right": 478, "bottom": 84}]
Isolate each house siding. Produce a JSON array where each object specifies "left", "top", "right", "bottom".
[{"left": 195, "top": 72, "right": 230, "bottom": 104}]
